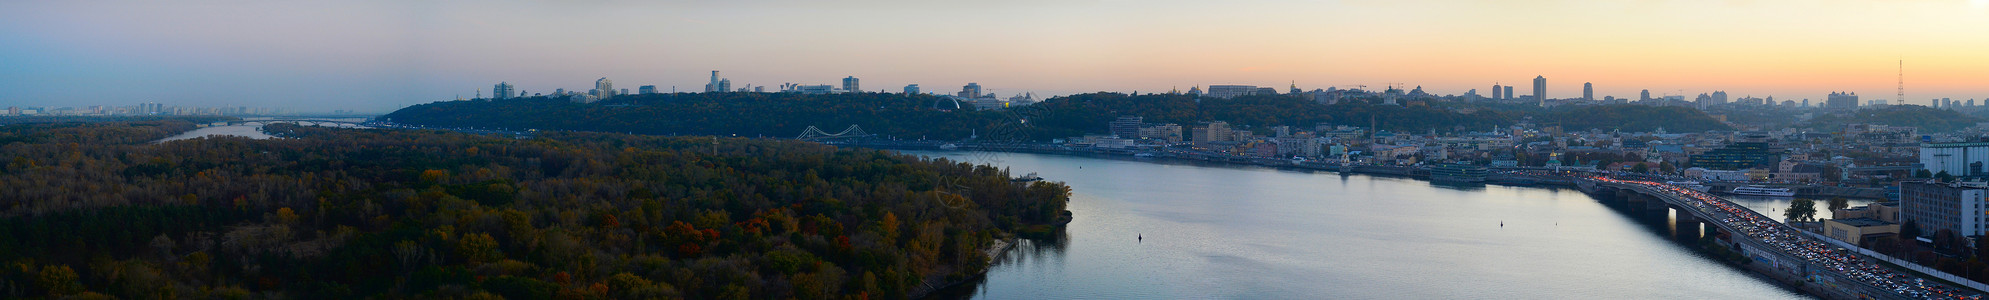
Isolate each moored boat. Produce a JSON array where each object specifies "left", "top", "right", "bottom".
[{"left": 1430, "top": 164, "right": 1489, "bottom": 183}]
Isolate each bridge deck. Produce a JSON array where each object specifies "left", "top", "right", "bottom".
[{"left": 1590, "top": 178, "right": 1971, "bottom": 300}]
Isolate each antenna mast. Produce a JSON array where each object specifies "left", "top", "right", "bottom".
[{"left": 1897, "top": 59, "right": 1905, "bottom": 104}]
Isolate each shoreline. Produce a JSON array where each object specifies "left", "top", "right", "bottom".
[
  {"left": 852, "top": 141, "right": 1888, "bottom": 200},
  {"left": 907, "top": 237, "right": 1019, "bottom": 299}
]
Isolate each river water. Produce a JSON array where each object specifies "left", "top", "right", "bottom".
[
  {"left": 899, "top": 150, "right": 1817, "bottom": 299},
  {"left": 153, "top": 118, "right": 372, "bottom": 143},
  {"left": 154, "top": 125, "right": 274, "bottom": 143}
]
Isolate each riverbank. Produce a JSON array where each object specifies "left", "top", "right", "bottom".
[
  {"left": 839, "top": 140, "right": 1888, "bottom": 200},
  {"left": 908, "top": 237, "right": 1019, "bottom": 299}
]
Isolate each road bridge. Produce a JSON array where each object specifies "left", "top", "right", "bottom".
[{"left": 1581, "top": 178, "right": 1974, "bottom": 300}]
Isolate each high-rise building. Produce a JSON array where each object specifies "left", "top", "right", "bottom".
[
  {"left": 1582, "top": 82, "right": 1593, "bottom": 101},
  {"left": 1504, "top": 86, "right": 1515, "bottom": 101},
  {"left": 1492, "top": 84, "right": 1504, "bottom": 100},
  {"left": 1532, "top": 76, "right": 1547, "bottom": 106},
  {"left": 718, "top": 79, "right": 731, "bottom": 93},
  {"left": 595, "top": 78, "right": 615, "bottom": 98},
  {"left": 1826, "top": 92, "right": 1859, "bottom": 110},
  {"left": 903, "top": 84, "right": 920, "bottom": 95},
  {"left": 1193, "top": 121, "right": 1232, "bottom": 144},
  {"left": 1899, "top": 180, "right": 1989, "bottom": 238},
  {"left": 639, "top": 85, "right": 658, "bottom": 94},
  {"left": 493, "top": 82, "right": 515, "bottom": 100},
  {"left": 1640, "top": 90, "right": 1652, "bottom": 102},
  {"left": 959, "top": 83, "right": 983, "bottom": 98},
  {"left": 1110, "top": 116, "right": 1144, "bottom": 139},
  {"left": 843, "top": 76, "right": 860, "bottom": 93},
  {"left": 705, "top": 71, "right": 723, "bottom": 93}
]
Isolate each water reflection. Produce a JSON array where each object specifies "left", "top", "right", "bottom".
[
  {"left": 1428, "top": 181, "right": 1489, "bottom": 191},
  {"left": 930, "top": 229, "right": 1070, "bottom": 299}
]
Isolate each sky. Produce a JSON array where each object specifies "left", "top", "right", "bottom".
[{"left": 2, "top": 0, "right": 1987, "bottom": 113}]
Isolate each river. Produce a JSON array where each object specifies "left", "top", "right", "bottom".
[
  {"left": 153, "top": 118, "right": 373, "bottom": 143},
  {"left": 154, "top": 125, "right": 274, "bottom": 143},
  {"left": 898, "top": 150, "right": 1818, "bottom": 299}
]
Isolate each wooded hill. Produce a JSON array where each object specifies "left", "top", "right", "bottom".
[{"left": 382, "top": 92, "right": 1735, "bottom": 143}]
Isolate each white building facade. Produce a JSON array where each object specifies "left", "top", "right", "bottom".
[{"left": 1922, "top": 142, "right": 1989, "bottom": 177}]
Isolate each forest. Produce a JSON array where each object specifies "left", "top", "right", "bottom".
[
  {"left": 381, "top": 92, "right": 1735, "bottom": 143},
  {"left": 0, "top": 119, "right": 1070, "bottom": 299}
]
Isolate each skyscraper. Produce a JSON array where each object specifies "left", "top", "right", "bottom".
[
  {"left": 1827, "top": 92, "right": 1859, "bottom": 110},
  {"left": 842, "top": 76, "right": 860, "bottom": 93},
  {"left": 595, "top": 78, "right": 615, "bottom": 98},
  {"left": 903, "top": 84, "right": 920, "bottom": 95},
  {"left": 705, "top": 71, "right": 722, "bottom": 93},
  {"left": 1492, "top": 84, "right": 1503, "bottom": 100},
  {"left": 493, "top": 82, "right": 514, "bottom": 100},
  {"left": 718, "top": 79, "right": 731, "bottom": 93},
  {"left": 1641, "top": 89, "right": 1651, "bottom": 102},
  {"left": 960, "top": 83, "right": 983, "bottom": 98},
  {"left": 1505, "top": 86, "right": 1515, "bottom": 101},
  {"left": 1532, "top": 76, "right": 1547, "bottom": 106},
  {"left": 639, "top": 85, "right": 657, "bottom": 94},
  {"left": 1582, "top": 82, "right": 1593, "bottom": 101}
]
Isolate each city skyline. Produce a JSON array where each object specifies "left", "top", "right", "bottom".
[{"left": 4, "top": 0, "right": 1988, "bottom": 112}]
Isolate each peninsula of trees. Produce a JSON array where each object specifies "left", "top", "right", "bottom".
[{"left": 0, "top": 119, "right": 1070, "bottom": 299}]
